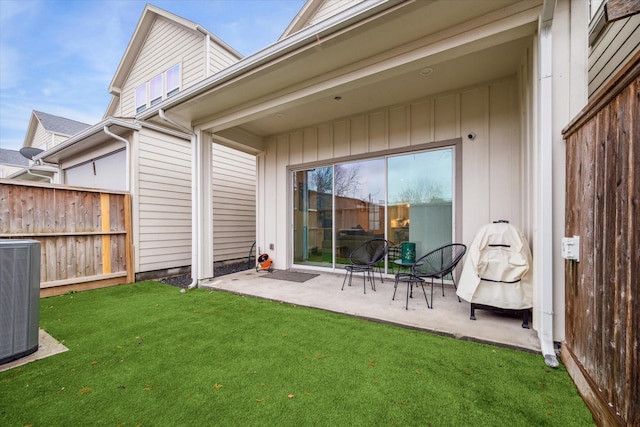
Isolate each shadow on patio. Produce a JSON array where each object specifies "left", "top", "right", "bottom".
[{"left": 201, "top": 269, "right": 540, "bottom": 353}]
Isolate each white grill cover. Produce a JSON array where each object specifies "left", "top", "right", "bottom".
[{"left": 456, "top": 222, "right": 532, "bottom": 310}]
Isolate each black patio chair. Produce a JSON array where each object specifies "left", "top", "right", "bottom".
[
  {"left": 411, "top": 243, "right": 467, "bottom": 307},
  {"left": 341, "top": 238, "right": 389, "bottom": 294}
]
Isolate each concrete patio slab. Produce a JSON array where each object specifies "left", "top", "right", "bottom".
[{"left": 201, "top": 269, "right": 541, "bottom": 353}]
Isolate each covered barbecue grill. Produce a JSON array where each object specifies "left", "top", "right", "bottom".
[{"left": 456, "top": 221, "right": 533, "bottom": 328}]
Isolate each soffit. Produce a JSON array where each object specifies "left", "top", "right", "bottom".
[{"left": 150, "top": 0, "right": 539, "bottom": 137}]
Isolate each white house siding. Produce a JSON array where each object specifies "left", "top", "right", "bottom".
[
  {"left": 120, "top": 16, "right": 206, "bottom": 117},
  {"left": 211, "top": 143, "right": 256, "bottom": 263},
  {"left": 136, "top": 128, "right": 192, "bottom": 272},
  {"left": 588, "top": 13, "right": 640, "bottom": 97},
  {"left": 309, "top": 0, "right": 363, "bottom": 25},
  {"left": 260, "top": 77, "right": 524, "bottom": 270},
  {"left": 209, "top": 44, "right": 240, "bottom": 75},
  {"left": 53, "top": 134, "right": 67, "bottom": 147},
  {"left": 31, "top": 124, "right": 51, "bottom": 150}
]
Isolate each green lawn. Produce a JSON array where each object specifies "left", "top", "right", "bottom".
[{"left": 0, "top": 282, "right": 594, "bottom": 426}]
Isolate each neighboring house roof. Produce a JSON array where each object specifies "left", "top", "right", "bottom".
[
  {"left": 23, "top": 110, "right": 91, "bottom": 148},
  {"left": 0, "top": 148, "right": 29, "bottom": 166},
  {"left": 34, "top": 110, "right": 91, "bottom": 136}
]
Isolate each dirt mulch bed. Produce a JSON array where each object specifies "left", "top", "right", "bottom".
[{"left": 159, "top": 261, "right": 251, "bottom": 289}]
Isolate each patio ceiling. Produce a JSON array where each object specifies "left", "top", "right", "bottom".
[{"left": 147, "top": 0, "right": 540, "bottom": 142}]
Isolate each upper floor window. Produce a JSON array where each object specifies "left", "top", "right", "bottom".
[
  {"left": 149, "top": 74, "right": 163, "bottom": 106},
  {"left": 135, "top": 84, "right": 147, "bottom": 114},
  {"left": 134, "top": 64, "right": 181, "bottom": 114},
  {"left": 166, "top": 64, "right": 180, "bottom": 97}
]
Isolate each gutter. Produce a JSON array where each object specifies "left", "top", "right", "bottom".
[
  {"left": 103, "top": 125, "right": 130, "bottom": 191},
  {"left": 538, "top": 0, "right": 559, "bottom": 368},
  {"left": 6, "top": 161, "right": 58, "bottom": 182},
  {"left": 158, "top": 109, "right": 199, "bottom": 290},
  {"left": 34, "top": 118, "right": 140, "bottom": 163},
  {"left": 24, "top": 161, "right": 54, "bottom": 183}
]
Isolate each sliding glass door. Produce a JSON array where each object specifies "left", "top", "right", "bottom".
[
  {"left": 293, "top": 167, "right": 333, "bottom": 267},
  {"left": 292, "top": 146, "right": 454, "bottom": 270},
  {"left": 387, "top": 148, "right": 453, "bottom": 256},
  {"left": 333, "top": 159, "right": 385, "bottom": 266}
]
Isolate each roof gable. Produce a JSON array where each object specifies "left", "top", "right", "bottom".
[
  {"left": 280, "top": 0, "right": 364, "bottom": 38},
  {"left": 108, "top": 4, "right": 241, "bottom": 96},
  {"left": 22, "top": 110, "right": 91, "bottom": 148},
  {"left": 105, "top": 4, "right": 242, "bottom": 119}
]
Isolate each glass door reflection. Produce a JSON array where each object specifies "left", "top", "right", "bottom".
[{"left": 293, "top": 167, "right": 333, "bottom": 267}]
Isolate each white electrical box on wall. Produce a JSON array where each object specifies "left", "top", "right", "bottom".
[{"left": 561, "top": 236, "right": 580, "bottom": 262}]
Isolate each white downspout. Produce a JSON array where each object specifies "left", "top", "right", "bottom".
[
  {"left": 159, "top": 109, "right": 199, "bottom": 290},
  {"left": 199, "top": 28, "right": 212, "bottom": 78},
  {"left": 103, "top": 125, "right": 130, "bottom": 191},
  {"left": 538, "top": 2, "right": 559, "bottom": 368},
  {"left": 25, "top": 161, "right": 53, "bottom": 183}
]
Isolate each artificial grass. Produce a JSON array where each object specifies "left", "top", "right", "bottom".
[{"left": 0, "top": 282, "right": 594, "bottom": 426}]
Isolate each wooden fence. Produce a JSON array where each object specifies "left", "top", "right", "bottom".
[
  {"left": 562, "top": 52, "right": 639, "bottom": 426},
  {"left": 0, "top": 180, "right": 134, "bottom": 297}
]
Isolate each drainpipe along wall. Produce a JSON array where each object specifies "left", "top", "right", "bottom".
[
  {"left": 159, "top": 109, "right": 199, "bottom": 290},
  {"left": 538, "top": 0, "right": 559, "bottom": 368}
]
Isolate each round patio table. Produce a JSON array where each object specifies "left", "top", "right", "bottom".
[{"left": 391, "top": 260, "right": 430, "bottom": 309}]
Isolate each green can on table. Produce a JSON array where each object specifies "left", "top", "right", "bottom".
[{"left": 400, "top": 242, "right": 415, "bottom": 264}]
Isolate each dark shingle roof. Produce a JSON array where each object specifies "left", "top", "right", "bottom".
[
  {"left": 34, "top": 110, "right": 91, "bottom": 136},
  {"left": 0, "top": 148, "right": 29, "bottom": 166}
]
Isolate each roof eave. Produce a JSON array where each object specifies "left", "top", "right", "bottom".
[
  {"left": 137, "top": 0, "right": 402, "bottom": 122},
  {"left": 35, "top": 118, "right": 140, "bottom": 163}
]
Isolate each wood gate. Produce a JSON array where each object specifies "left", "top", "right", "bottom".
[{"left": 562, "top": 52, "right": 639, "bottom": 426}]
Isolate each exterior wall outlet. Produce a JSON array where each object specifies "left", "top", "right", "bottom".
[
  {"left": 269, "top": 243, "right": 274, "bottom": 250},
  {"left": 561, "top": 236, "right": 580, "bottom": 262}
]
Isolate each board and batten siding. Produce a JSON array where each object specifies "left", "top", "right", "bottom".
[
  {"left": 136, "top": 128, "right": 192, "bottom": 272},
  {"left": 120, "top": 16, "right": 206, "bottom": 117},
  {"left": 588, "top": 13, "right": 640, "bottom": 97},
  {"left": 260, "top": 77, "right": 523, "bottom": 269},
  {"left": 212, "top": 143, "right": 256, "bottom": 263}
]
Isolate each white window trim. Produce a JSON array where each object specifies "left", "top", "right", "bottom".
[
  {"left": 135, "top": 83, "right": 147, "bottom": 113},
  {"left": 134, "top": 63, "right": 181, "bottom": 114},
  {"left": 149, "top": 74, "right": 163, "bottom": 106},
  {"left": 166, "top": 64, "right": 181, "bottom": 98}
]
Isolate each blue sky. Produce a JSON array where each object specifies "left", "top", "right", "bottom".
[{"left": 0, "top": 0, "right": 306, "bottom": 151}]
